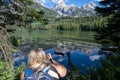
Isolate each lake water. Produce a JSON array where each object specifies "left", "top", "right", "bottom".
[
  {"left": 10, "top": 29, "right": 101, "bottom": 50},
  {"left": 11, "top": 29, "right": 104, "bottom": 71}
]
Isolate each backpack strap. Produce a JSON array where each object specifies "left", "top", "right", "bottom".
[
  {"left": 24, "top": 68, "right": 32, "bottom": 77},
  {"left": 42, "top": 66, "right": 50, "bottom": 74},
  {"left": 40, "top": 65, "right": 60, "bottom": 79},
  {"left": 24, "top": 68, "right": 37, "bottom": 80},
  {"left": 46, "top": 66, "right": 60, "bottom": 78},
  {"left": 24, "top": 65, "right": 60, "bottom": 80},
  {"left": 37, "top": 71, "right": 52, "bottom": 80}
]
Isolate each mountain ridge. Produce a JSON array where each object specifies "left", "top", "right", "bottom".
[
  {"left": 81, "top": 1, "right": 96, "bottom": 11},
  {"left": 52, "top": 1, "right": 96, "bottom": 17},
  {"left": 32, "top": 1, "right": 97, "bottom": 18},
  {"left": 31, "top": 2, "right": 60, "bottom": 19}
]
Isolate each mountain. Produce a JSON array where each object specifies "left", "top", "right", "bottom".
[
  {"left": 52, "top": 2, "right": 80, "bottom": 16},
  {"left": 52, "top": 1, "right": 81, "bottom": 16},
  {"left": 31, "top": 1, "right": 96, "bottom": 18},
  {"left": 52, "top": 1, "right": 96, "bottom": 17},
  {"left": 52, "top": 1, "right": 68, "bottom": 15},
  {"left": 81, "top": 1, "right": 96, "bottom": 11},
  {"left": 31, "top": 2, "right": 60, "bottom": 19}
]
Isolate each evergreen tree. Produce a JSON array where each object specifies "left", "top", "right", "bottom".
[
  {"left": 95, "top": 0, "right": 120, "bottom": 52},
  {"left": 94, "top": 1, "right": 120, "bottom": 80},
  {"left": 0, "top": 0, "right": 46, "bottom": 28}
]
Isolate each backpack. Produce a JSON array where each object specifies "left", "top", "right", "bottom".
[{"left": 24, "top": 66, "right": 55, "bottom": 80}]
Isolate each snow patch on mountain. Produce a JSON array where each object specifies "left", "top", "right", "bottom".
[
  {"left": 81, "top": 1, "right": 97, "bottom": 10},
  {"left": 34, "top": 0, "right": 97, "bottom": 17},
  {"left": 52, "top": 1, "right": 80, "bottom": 16},
  {"left": 34, "top": 0, "right": 47, "bottom": 7}
]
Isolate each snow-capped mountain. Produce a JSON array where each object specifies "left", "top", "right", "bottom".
[
  {"left": 81, "top": 1, "right": 97, "bottom": 11},
  {"left": 52, "top": 1, "right": 69, "bottom": 15},
  {"left": 52, "top": 1, "right": 80, "bottom": 16},
  {"left": 52, "top": 1, "right": 96, "bottom": 16}
]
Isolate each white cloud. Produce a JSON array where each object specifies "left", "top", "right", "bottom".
[
  {"left": 51, "top": 0, "right": 58, "bottom": 3},
  {"left": 70, "top": 4, "right": 75, "bottom": 6},
  {"left": 35, "top": 0, "right": 48, "bottom": 7},
  {"left": 89, "top": 55, "right": 101, "bottom": 61},
  {"left": 35, "top": 0, "right": 48, "bottom": 3},
  {"left": 35, "top": 0, "right": 69, "bottom": 8},
  {"left": 35, "top": 0, "right": 69, "bottom": 4},
  {"left": 51, "top": 0, "right": 69, "bottom": 3}
]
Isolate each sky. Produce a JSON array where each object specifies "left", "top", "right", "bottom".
[{"left": 35, "top": 0, "right": 103, "bottom": 8}]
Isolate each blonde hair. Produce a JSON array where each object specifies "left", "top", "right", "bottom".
[{"left": 28, "top": 48, "right": 51, "bottom": 70}]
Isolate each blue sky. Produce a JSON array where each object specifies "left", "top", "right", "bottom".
[{"left": 35, "top": 0, "right": 102, "bottom": 8}]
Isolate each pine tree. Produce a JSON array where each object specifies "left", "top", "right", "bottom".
[
  {"left": 95, "top": 0, "right": 120, "bottom": 52},
  {"left": 0, "top": 0, "right": 46, "bottom": 28}
]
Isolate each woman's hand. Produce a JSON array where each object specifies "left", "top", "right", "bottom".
[
  {"left": 47, "top": 53, "right": 52, "bottom": 59},
  {"left": 47, "top": 53, "right": 53, "bottom": 63},
  {"left": 47, "top": 53, "right": 67, "bottom": 77},
  {"left": 20, "top": 72, "right": 24, "bottom": 80}
]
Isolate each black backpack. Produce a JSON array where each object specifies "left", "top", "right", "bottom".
[{"left": 24, "top": 66, "right": 55, "bottom": 80}]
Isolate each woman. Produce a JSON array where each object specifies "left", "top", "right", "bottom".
[{"left": 20, "top": 48, "right": 67, "bottom": 80}]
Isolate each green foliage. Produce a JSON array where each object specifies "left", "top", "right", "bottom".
[
  {"left": 66, "top": 66, "right": 99, "bottom": 80},
  {"left": 95, "top": 54, "right": 120, "bottom": 80},
  {"left": 0, "top": 60, "right": 26, "bottom": 80},
  {"left": 43, "top": 16, "right": 106, "bottom": 31},
  {"left": 20, "top": 0, "right": 34, "bottom": 5},
  {"left": 14, "top": 64, "right": 27, "bottom": 80},
  {"left": 95, "top": 0, "right": 120, "bottom": 52},
  {"left": 0, "top": 0, "right": 46, "bottom": 30},
  {"left": 0, "top": 60, "right": 14, "bottom": 80},
  {"left": 10, "top": 36, "right": 22, "bottom": 47},
  {"left": 31, "top": 2, "right": 59, "bottom": 20},
  {"left": 0, "top": 26, "right": 25, "bottom": 80}
]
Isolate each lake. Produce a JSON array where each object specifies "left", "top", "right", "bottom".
[
  {"left": 10, "top": 29, "right": 101, "bottom": 50},
  {"left": 11, "top": 29, "right": 103, "bottom": 71}
]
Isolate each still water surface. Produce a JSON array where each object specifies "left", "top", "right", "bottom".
[
  {"left": 10, "top": 29, "right": 100, "bottom": 49},
  {"left": 11, "top": 29, "right": 103, "bottom": 71}
]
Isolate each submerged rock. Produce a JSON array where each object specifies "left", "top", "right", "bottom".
[{"left": 13, "top": 52, "right": 27, "bottom": 67}]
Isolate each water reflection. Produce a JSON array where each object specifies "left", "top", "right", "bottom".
[
  {"left": 45, "top": 49, "right": 103, "bottom": 72},
  {"left": 11, "top": 30, "right": 103, "bottom": 72},
  {"left": 13, "top": 47, "right": 104, "bottom": 68}
]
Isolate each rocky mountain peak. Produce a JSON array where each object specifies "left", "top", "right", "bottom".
[
  {"left": 34, "top": 1, "right": 96, "bottom": 17},
  {"left": 81, "top": 1, "right": 96, "bottom": 10},
  {"left": 52, "top": 1, "right": 80, "bottom": 16},
  {"left": 52, "top": 1, "right": 68, "bottom": 15}
]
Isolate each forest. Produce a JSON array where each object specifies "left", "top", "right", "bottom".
[
  {"left": 0, "top": 0, "right": 120, "bottom": 80},
  {"left": 43, "top": 16, "right": 106, "bottom": 31}
]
